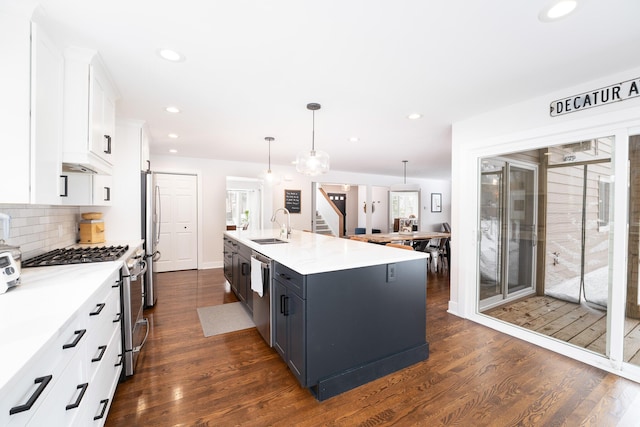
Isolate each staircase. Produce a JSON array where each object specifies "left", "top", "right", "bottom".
[{"left": 315, "top": 212, "right": 334, "bottom": 236}]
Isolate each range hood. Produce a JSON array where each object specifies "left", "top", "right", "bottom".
[
  {"left": 62, "top": 163, "right": 98, "bottom": 174},
  {"left": 61, "top": 151, "right": 112, "bottom": 175}
]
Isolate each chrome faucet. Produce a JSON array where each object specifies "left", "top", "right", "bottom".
[{"left": 271, "top": 208, "right": 291, "bottom": 239}]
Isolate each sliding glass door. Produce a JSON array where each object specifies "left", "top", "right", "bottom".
[{"left": 479, "top": 159, "right": 537, "bottom": 309}]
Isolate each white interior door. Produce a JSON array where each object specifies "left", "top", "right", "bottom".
[{"left": 155, "top": 173, "right": 198, "bottom": 272}]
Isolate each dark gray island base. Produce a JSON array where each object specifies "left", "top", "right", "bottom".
[
  {"left": 223, "top": 231, "right": 429, "bottom": 401},
  {"left": 273, "top": 259, "right": 429, "bottom": 401}
]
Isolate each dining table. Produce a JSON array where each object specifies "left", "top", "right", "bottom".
[{"left": 355, "top": 231, "right": 450, "bottom": 244}]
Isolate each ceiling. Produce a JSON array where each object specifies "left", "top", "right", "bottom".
[{"left": 34, "top": 0, "right": 640, "bottom": 180}]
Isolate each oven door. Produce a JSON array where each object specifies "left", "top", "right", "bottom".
[{"left": 122, "top": 257, "right": 149, "bottom": 377}]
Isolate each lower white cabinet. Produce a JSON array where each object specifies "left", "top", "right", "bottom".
[{"left": 0, "top": 269, "right": 122, "bottom": 426}]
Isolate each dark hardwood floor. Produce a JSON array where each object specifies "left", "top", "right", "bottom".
[{"left": 106, "top": 268, "right": 640, "bottom": 426}]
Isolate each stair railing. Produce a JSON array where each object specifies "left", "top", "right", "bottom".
[{"left": 317, "top": 187, "right": 344, "bottom": 237}]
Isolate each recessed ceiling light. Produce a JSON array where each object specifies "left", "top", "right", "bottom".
[
  {"left": 169, "top": 149, "right": 178, "bottom": 154},
  {"left": 165, "top": 106, "right": 180, "bottom": 113},
  {"left": 349, "top": 137, "right": 360, "bottom": 142},
  {"left": 407, "top": 113, "right": 422, "bottom": 120},
  {"left": 539, "top": 0, "right": 578, "bottom": 22},
  {"left": 157, "top": 48, "right": 185, "bottom": 62},
  {"left": 168, "top": 133, "right": 179, "bottom": 139}
]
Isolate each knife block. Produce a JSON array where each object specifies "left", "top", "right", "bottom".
[{"left": 79, "top": 220, "right": 105, "bottom": 243}]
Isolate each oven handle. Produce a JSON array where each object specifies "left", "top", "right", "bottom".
[
  {"left": 133, "top": 318, "right": 149, "bottom": 354},
  {"left": 137, "top": 260, "right": 148, "bottom": 277}
]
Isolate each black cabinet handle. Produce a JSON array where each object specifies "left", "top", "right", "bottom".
[
  {"left": 63, "top": 329, "right": 86, "bottom": 349},
  {"left": 10, "top": 375, "right": 52, "bottom": 415},
  {"left": 241, "top": 262, "right": 249, "bottom": 276},
  {"left": 103, "top": 135, "right": 112, "bottom": 154},
  {"left": 115, "top": 353, "right": 123, "bottom": 367},
  {"left": 94, "top": 399, "right": 109, "bottom": 420},
  {"left": 113, "top": 312, "right": 121, "bottom": 323},
  {"left": 92, "top": 345, "right": 107, "bottom": 363},
  {"left": 104, "top": 187, "right": 111, "bottom": 202},
  {"left": 65, "top": 383, "right": 88, "bottom": 411},
  {"left": 282, "top": 295, "right": 289, "bottom": 316},
  {"left": 112, "top": 280, "right": 120, "bottom": 288},
  {"left": 89, "top": 303, "right": 105, "bottom": 316},
  {"left": 60, "top": 175, "right": 68, "bottom": 197},
  {"left": 280, "top": 294, "right": 285, "bottom": 314}
]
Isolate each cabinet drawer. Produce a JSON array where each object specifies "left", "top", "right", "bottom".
[
  {"left": 0, "top": 314, "right": 85, "bottom": 426},
  {"left": 26, "top": 347, "right": 87, "bottom": 427},
  {"left": 86, "top": 280, "right": 120, "bottom": 350},
  {"left": 274, "top": 262, "right": 305, "bottom": 298},
  {"left": 81, "top": 327, "right": 122, "bottom": 426}
]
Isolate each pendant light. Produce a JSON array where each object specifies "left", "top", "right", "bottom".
[
  {"left": 390, "top": 160, "right": 420, "bottom": 191},
  {"left": 261, "top": 136, "right": 280, "bottom": 184},
  {"left": 296, "top": 103, "right": 330, "bottom": 176}
]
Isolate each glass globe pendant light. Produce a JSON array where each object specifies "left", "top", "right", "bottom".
[
  {"left": 296, "top": 103, "right": 330, "bottom": 176},
  {"left": 261, "top": 136, "right": 280, "bottom": 184}
]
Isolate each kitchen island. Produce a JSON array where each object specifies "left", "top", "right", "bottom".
[{"left": 224, "top": 229, "right": 429, "bottom": 400}]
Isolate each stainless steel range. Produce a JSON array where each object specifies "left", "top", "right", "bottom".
[{"left": 22, "top": 245, "right": 148, "bottom": 379}]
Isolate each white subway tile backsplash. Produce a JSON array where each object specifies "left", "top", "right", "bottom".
[{"left": 0, "top": 203, "right": 80, "bottom": 259}]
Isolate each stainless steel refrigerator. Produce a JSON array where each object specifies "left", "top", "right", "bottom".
[{"left": 141, "top": 164, "right": 161, "bottom": 307}]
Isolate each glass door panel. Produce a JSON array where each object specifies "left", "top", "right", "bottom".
[
  {"left": 626, "top": 134, "right": 640, "bottom": 366},
  {"left": 479, "top": 159, "right": 537, "bottom": 309},
  {"left": 479, "top": 161, "right": 504, "bottom": 302},
  {"left": 507, "top": 166, "right": 536, "bottom": 294}
]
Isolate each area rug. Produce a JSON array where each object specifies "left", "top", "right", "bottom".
[{"left": 197, "top": 302, "right": 255, "bottom": 337}]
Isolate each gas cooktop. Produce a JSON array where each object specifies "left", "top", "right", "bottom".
[{"left": 22, "top": 245, "right": 129, "bottom": 268}]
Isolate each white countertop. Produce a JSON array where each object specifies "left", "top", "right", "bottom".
[
  {"left": 0, "top": 239, "right": 143, "bottom": 391},
  {"left": 225, "top": 230, "right": 428, "bottom": 275}
]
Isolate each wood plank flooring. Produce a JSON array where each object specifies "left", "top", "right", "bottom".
[
  {"left": 106, "top": 269, "right": 640, "bottom": 426},
  {"left": 485, "top": 295, "right": 640, "bottom": 363}
]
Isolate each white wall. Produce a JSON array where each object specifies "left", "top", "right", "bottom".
[{"left": 150, "top": 154, "right": 452, "bottom": 268}]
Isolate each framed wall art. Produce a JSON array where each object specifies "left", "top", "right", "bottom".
[{"left": 431, "top": 193, "right": 442, "bottom": 213}]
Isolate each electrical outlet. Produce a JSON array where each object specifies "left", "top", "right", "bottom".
[{"left": 387, "top": 263, "right": 396, "bottom": 282}]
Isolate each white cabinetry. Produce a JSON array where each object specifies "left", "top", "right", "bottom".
[
  {"left": 63, "top": 47, "right": 117, "bottom": 175},
  {"left": 0, "top": 10, "right": 34, "bottom": 203},
  {"left": 30, "top": 22, "right": 64, "bottom": 205},
  {"left": 59, "top": 172, "right": 113, "bottom": 207},
  {"left": 0, "top": 269, "right": 122, "bottom": 427},
  {"left": 94, "top": 120, "right": 148, "bottom": 239}
]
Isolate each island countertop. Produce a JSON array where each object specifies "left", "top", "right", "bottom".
[{"left": 224, "top": 229, "right": 428, "bottom": 275}]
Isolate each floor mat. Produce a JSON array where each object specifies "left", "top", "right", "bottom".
[{"left": 197, "top": 302, "right": 255, "bottom": 337}]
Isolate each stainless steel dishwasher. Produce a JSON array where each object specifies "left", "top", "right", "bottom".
[{"left": 251, "top": 251, "right": 272, "bottom": 346}]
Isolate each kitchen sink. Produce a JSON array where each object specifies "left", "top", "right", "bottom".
[{"left": 250, "top": 238, "right": 288, "bottom": 245}]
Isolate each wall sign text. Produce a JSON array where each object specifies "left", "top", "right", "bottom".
[{"left": 550, "top": 77, "right": 640, "bottom": 117}]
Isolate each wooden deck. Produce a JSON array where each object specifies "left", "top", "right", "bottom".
[{"left": 485, "top": 295, "right": 640, "bottom": 364}]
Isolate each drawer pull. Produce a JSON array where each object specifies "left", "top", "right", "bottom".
[
  {"left": 9, "top": 375, "right": 52, "bottom": 415},
  {"left": 65, "top": 383, "right": 88, "bottom": 411},
  {"left": 90, "top": 303, "right": 106, "bottom": 316},
  {"left": 63, "top": 329, "right": 86, "bottom": 349},
  {"left": 94, "top": 399, "right": 109, "bottom": 420},
  {"left": 280, "top": 295, "right": 289, "bottom": 316},
  {"left": 92, "top": 345, "right": 107, "bottom": 363},
  {"left": 113, "top": 312, "right": 122, "bottom": 323},
  {"left": 115, "top": 353, "right": 123, "bottom": 367},
  {"left": 112, "top": 280, "right": 120, "bottom": 289}
]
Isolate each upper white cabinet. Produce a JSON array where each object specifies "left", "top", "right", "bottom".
[
  {"left": 30, "top": 22, "right": 64, "bottom": 205},
  {"left": 63, "top": 47, "right": 118, "bottom": 175},
  {"left": 0, "top": 11, "right": 32, "bottom": 203}
]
